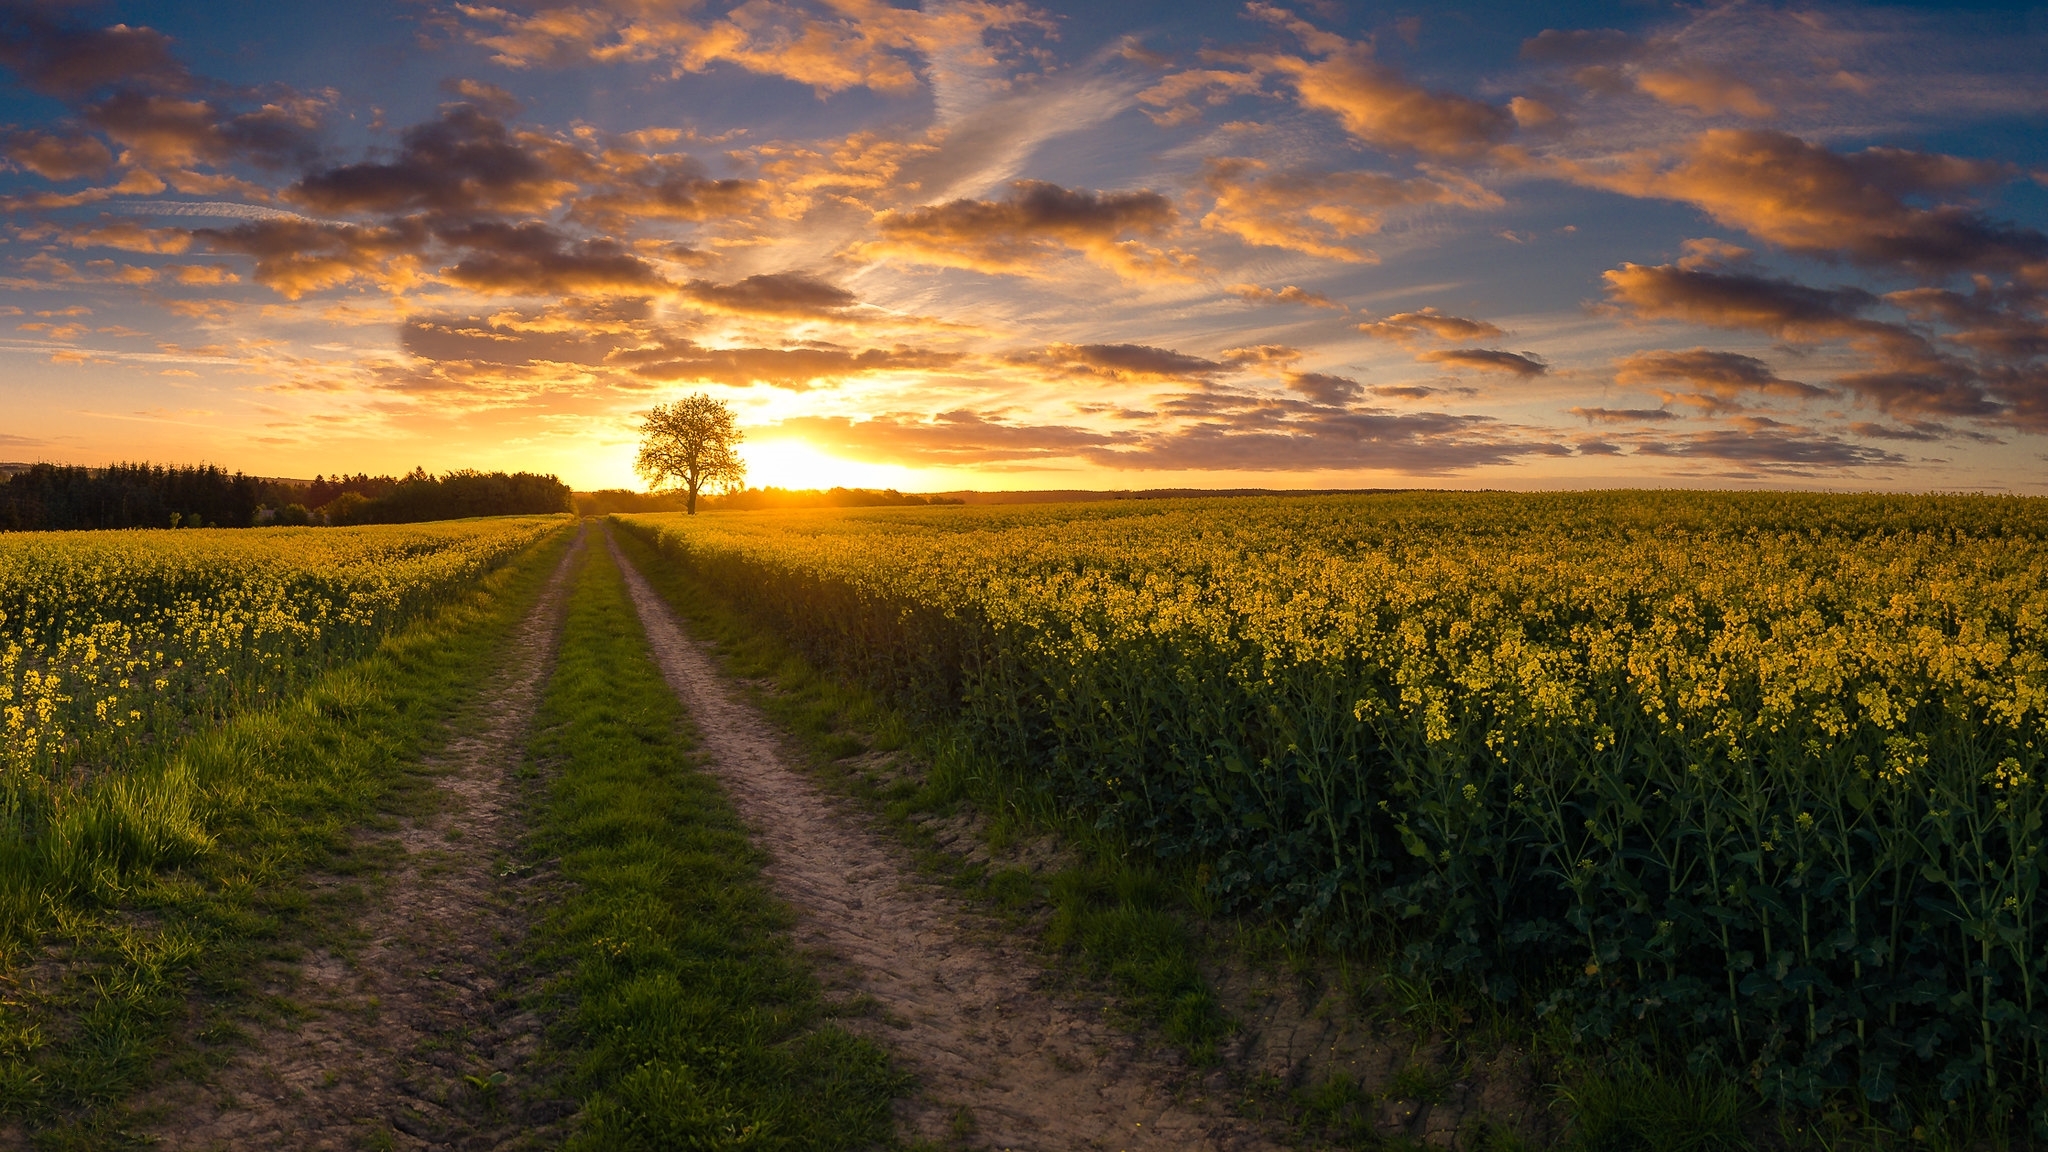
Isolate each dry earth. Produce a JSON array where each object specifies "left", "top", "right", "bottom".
[
  {"left": 144, "top": 529, "right": 585, "bottom": 1152},
  {"left": 606, "top": 527, "right": 1285, "bottom": 1152}
]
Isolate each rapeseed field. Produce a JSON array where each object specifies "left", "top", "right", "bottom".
[
  {"left": 621, "top": 490, "right": 2048, "bottom": 1126},
  {"left": 0, "top": 517, "right": 562, "bottom": 915}
]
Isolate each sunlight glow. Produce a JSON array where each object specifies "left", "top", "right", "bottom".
[{"left": 738, "top": 434, "right": 925, "bottom": 493}]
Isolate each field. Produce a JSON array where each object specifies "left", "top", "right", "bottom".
[
  {"left": 0, "top": 517, "right": 568, "bottom": 1139},
  {"left": 10, "top": 495, "right": 2046, "bottom": 1145},
  {"left": 618, "top": 490, "right": 2048, "bottom": 1129}
]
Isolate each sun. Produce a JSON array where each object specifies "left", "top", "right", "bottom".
[{"left": 739, "top": 435, "right": 924, "bottom": 492}]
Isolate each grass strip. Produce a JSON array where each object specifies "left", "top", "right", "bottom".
[
  {"left": 523, "top": 535, "right": 903, "bottom": 1150},
  {"left": 608, "top": 525, "right": 1229, "bottom": 1064},
  {"left": 2, "top": 523, "right": 576, "bottom": 1150}
]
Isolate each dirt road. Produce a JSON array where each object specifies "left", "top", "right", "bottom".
[
  {"left": 606, "top": 528, "right": 1280, "bottom": 1151},
  {"left": 149, "top": 530, "right": 585, "bottom": 1151}
]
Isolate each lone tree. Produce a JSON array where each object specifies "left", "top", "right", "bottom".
[{"left": 635, "top": 393, "right": 746, "bottom": 515}]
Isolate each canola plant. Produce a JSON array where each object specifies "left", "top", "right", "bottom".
[
  {"left": 620, "top": 491, "right": 2048, "bottom": 1121},
  {"left": 1, "top": 517, "right": 564, "bottom": 780}
]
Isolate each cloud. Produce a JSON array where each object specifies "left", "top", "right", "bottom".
[
  {"left": 401, "top": 303, "right": 644, "bottom": 367},
  {"left": 32, "top": 220, "right": 193, "bottom": 253},
  {"left": 861, "top": 179, "right": 1191, "bottom": 279},
  {"left": 608, "top": 338, "right": 960, "bottom": 389},
  {"left": 1358, "top": 307, "right": 1504, "bottom": 343},
  {"left": 1570, "top": 406, "right": 1677, "bottom": 423},
  {"left": 1230, "top": 283, "right": 1343, "bottom": 310},
  {"left": 437, "top": 222, "right": 671, "bottom": 295},
  {"left": 1601, "top": 261, "right": 2004, "bottom": 421},
  {"left": 84, "top": 89, "right": 325, "bottom": 170},
  {"left": 570, "top": 151, "right": 761, "bottom": 225},
  {"left": 1198, "top": 157, "right": 1498, "bottom": 262},
  {"left": 460, "top": 0, "right": 1051, "bottom": 97},
  {"left": 680, "top": 272, "right": 859, "bottom": 318},
  {"left": 289, "top": 103, "right": 581, "bottom": 217},
  {"left": 2, "top": 129, "right": 114, "bottom": 180},
  {"left": 1220, "top": 344, "right": 1303, "bottom": 367},
  {"left": 1136, "top": 66, "right": 1269, "bottom": 127},
  {"left": 440, "top": 77, "right": 523, "bottom": 116},
  {"left": 1851, "top": 420, "right": 1974, "bottom": 440},
  {"left": 1600, "top": 262, "right": 1879, "bottom": 338},
  {"left": 1634, "top": 64, "right": 1773, "bottom": 118},
  {"left": 194, "top": 217, "right": 428, "bottom": 298},
  {"left": 1127, "top": 387, "right": 1566, "bottom": 472},
  {"left": 1248, "top": 5, "right": 1513, "bottom": 159},
  {"left": 1613, "top": 348, "right": 1831, "bottom": 409},
  {"left": 1888, "top": 284, "right": 2048, "bottom": 361},
  {"left": 0, "top": 9, "right": 187, "bottom": 97},
  {"left": 1563, "top": 130, "right": 2045, "bottom": 277},
  {"left": 1632, "top": 429, "right": 1904, "bottom": 467},
  {"left": 1416, "top": 348, "right": 1546, "bottom": 376},
  {"left": 1008, "top": 342, "right": 1225, "bottom": 383},
  {"left": 780, "top": 393, "right": 1564, "bottom": 473},
  {"left": 777, "top": 410, "right": 1132, "bottom": 464},
  {"left": 1286, "top": 371, "right": 1363, "bottom": 405}
]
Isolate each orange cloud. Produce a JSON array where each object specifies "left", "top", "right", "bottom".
[
  {"left": 1199, "top": 157, "right": 1498, "bottom": 262},
  {"left": 1358, "top": 307, "right": 1505, "bottom": 343},
  {"left": 1614, "top": 348, "right": 1831, "bottom": 411},
  {"left": 1230, "top": 283, "right": 1343, "bottom": 310},
  {"left": 1635, "top": 64, "right": 1773, "bottom": 118},
  {"left": 461, "top": 0, "right": 1051, "bottom": 97},
  {"left": 49, "top": 221, "right": 192, "bottom": 253},
  {"left": 1561, "top": 130, "right": 2042, "bottom": 275},
  {"left": 195, "top": 217, "right": 428, "bottom": 299},
  {"left": 1248, "top": 5, "right": 1513, "bottom": 159},
  {"left": 1135, "top": 67, "right": 1269, "bottom": 127},
  {"left": 1416, "top": 348, "right": 1546, "bottom": 376},
  {"left": 2, "top": 129, "right": 114, "bottom": 180},
  {"left": 571, "top": 150, "right": 762, "bottom": 225}
]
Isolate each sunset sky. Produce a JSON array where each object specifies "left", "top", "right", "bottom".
[{"left": 1, "top": 0, "right": 2044, "bottom": 493}]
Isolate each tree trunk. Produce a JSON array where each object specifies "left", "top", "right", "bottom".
[{"left": 686, "top": 475, "right": 700, "bottom": 515}]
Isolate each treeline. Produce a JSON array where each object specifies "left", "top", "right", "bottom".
[
  {"left": 0, "top": 463, "right": 571, "bottom": 531},
  {"left": 573, "top": 486, "right": 962, "bottom": 516}
]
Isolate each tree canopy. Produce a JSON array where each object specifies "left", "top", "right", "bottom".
[{"left": 634, "top": 394, "right": 746, "bottom": 515}]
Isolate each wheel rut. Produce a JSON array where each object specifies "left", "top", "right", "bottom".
[
  {"left": 606, "top": 527, "right": 1281, "bottom": 1152},
  {"left": 146, "top": 527, "right": 585, "bottom": 1151}
]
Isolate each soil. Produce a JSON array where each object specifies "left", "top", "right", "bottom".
[
  {"left": 142, "top": 529, "right": 585, "bottom": 1152},
  {"left": 606, "top": 527, "right": 1284, "bottom": 1151}
]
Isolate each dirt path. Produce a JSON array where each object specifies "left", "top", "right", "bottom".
[
  {"left": 606, "top": 529, "right": 1281, "bottom": 1152},
  {"left": 147, "top": 528, "right": 585, "bottom": 1152}
]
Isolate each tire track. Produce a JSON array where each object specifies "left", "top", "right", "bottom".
[
  {"left": 148, "top": 527, "right": 585, "bottom": 1151},
  {"left": 605, "top": 526, "right": 1280, "bottom": 1152}
]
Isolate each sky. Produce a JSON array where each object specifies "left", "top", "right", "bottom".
[{"left": 1, "top": 0, "right": 2045, "bottom": 493}]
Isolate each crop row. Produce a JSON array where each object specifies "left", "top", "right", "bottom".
[{"left": 618, "top": 491, "right": 2048, "bottom": 1126}]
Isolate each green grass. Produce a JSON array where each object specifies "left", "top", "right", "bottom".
[
  {"left": 1, "top": 524, "right": 576, "bottom": 1149},
  {"left": 522, "top": 536, "right": 904, "bottom": 1150},
  {"left": 610, "top": 524, "right": 1231, "bottom": 1066}
]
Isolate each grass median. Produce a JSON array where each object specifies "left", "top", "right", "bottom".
[{"left": 522, "top": 535, "right": 903, "bottom": 1150}]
